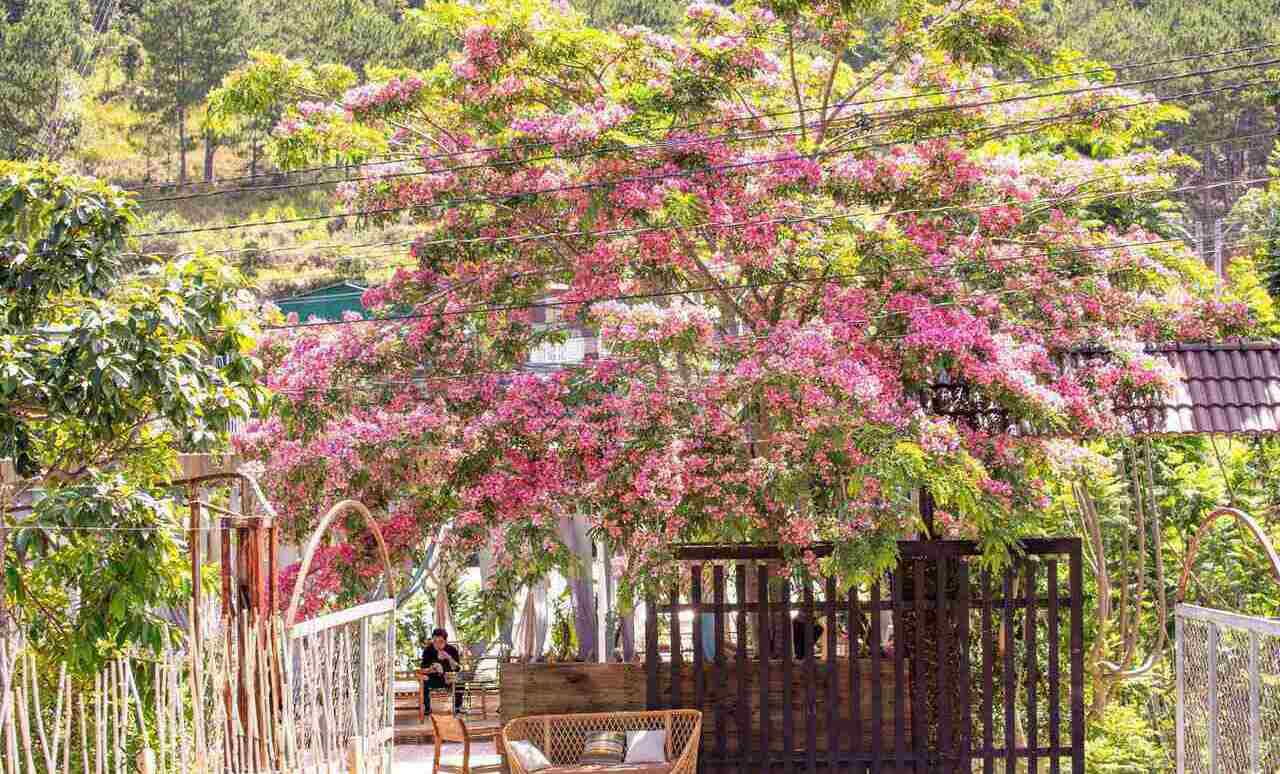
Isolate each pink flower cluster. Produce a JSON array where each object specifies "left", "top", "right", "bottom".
[{"left": 342, "top": 76, "right": 425, "bottom": 117}]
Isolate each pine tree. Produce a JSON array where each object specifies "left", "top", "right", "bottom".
[
  {"left": 134, "top": 0, "right": 247, "bottom": 182},
  {"left": 0, "top": 0, "right": 83, "bottom": 159}
]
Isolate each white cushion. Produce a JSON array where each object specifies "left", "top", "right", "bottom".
[
  {"left": 624, "top": 730, "right": 667, "bottom": 763},
  {"left": 507, "top": 740, "right": 552, "bottom": 772}
]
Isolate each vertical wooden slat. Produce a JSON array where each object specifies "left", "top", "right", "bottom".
[
  {"left": 736, "top": 565, "right": 750, "bottom": 774},
  {"left": 894, "top": 564, "right": 908, "bottom": 772},
  {"left": 781, "top": 579, "right": 795, "bottom": 774},
  {"left": 803, "top": 582, "right": 817, "bottom": 774},
  {"left": 869, "top": 581, "right": 883, "bottom": 774},
  {"left": 825, "top": 577, "right": 838, "bottom": 774},
  {"left": 670, "top": 585, "right": 683, "bottom": 710},
  {"left": 938, "top": 553, "right": 952, "bottom": 768},
  {"left": 849, "top": 586, "right": 863, "bottom": 774},
  {"left": 646, "top": 594, "right": 658, "bottom": 710},
  {"left": 958, "top": 559, "right": 972, "bottom": 772},
  {"left": 1025, "top": 561, "right": 1038, "bottom": 774},
  {"left": 1047, "top": 560, "right": 1060, "bottom": 774},
  {"left": 1069, "top": 544, "right": 1084, "bottom": 774},
  {"left": 982, "top": 569, "right": 995, "bottom": 774},
  {"left": 758, "top": 564, "right": 772, "bottom": 774},
  {"left": 714, "top": 566, "right": 727, "bottom": 774},
  {"left": 908, "top": 559, "right": 923, "bottom": 773},
  {"left": 1003, "top": 568, "right": 1016, "bottom": 774},
  {"left": 692, "top": 566, "right": 706, "bottom": 718}
]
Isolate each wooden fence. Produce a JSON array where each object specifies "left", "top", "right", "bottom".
[{"left": 645, "top": 539, "right": 1085, "bottom": 774}]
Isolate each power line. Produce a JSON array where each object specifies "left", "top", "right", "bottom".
[
  {"left": 135, "top": 54, "right": 1280, "bottom": 207},
  {"left": 257, "top": 172, "right": 1277, "bottom": 333},
  {"left": 133, "top": 128, "right": 1280, "bottom": 271},
  {"left": 127, "top": 41, "right": 1280, "bottom": 196},
  {"left": 132, "top": 73, "right": 1280, "bottom": 240},
  {"left": 256, "top": 172, "right": 1277, "bottom": 332}
]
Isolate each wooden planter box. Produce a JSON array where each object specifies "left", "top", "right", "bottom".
[
  {"left": 498, "top": 658, "right": 906, "bottom": 758},
  {"left": 499, "top": 662, "right": 647, "bottom": 724}
]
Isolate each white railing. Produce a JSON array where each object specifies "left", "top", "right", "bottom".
[{"left": 1176, "top": 603, "right": 1280, "bottom": 774}]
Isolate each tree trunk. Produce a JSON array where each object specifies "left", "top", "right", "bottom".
[
  {"left": 177, "top": 107, "right": 188, "bottom": 185},
  {"left": 203, "top": 132, "right": 216, "bottom": 183}
]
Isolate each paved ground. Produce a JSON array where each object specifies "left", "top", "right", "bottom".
[{"left": 394, "top": 740, "right": 501, "bottom": 773}]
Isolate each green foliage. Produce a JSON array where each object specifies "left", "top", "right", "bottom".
[
  {"left": 572, "top": 0, "right": 684, "bottom": 30},
  {"left": 1085, "top": 697, "right": 1169, "bottom": 773},
  {"left": 0, "top": 0, "right": 85, "bottom": 159},
  {"left": 0, "top": 161, "right": 263, "bottom": 673},
  {"left": 134, "top": 0, "right": 248, "bottom": 126},
  {"left": 248, "top": 0, "right": 442, "bottom": 75},
  {"left": 133, "top": 0, "right": 249, "bottom": 180},
  {"left": 1040, "top": 0, "right": 1280, "bottom": 150}
]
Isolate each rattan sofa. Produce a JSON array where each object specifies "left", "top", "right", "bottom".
[{"left": 502, "top": 710, "right": 702, "bottom": 774}]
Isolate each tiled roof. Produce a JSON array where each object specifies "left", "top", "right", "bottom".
[
  {"left": 1143, "top": 342, "right": 1280, "bottom": 435},
  {"left": 927, "top": 341, "right": 1280, "bottom": 437}
]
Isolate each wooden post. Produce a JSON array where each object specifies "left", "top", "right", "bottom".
[
  {"left": 348, "top": 735, "right": 367, "bottom": 774},
  {"left": 919, "top": 488, "right": 936, "bottom": 539}
]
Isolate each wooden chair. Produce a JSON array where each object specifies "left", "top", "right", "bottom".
[
  {"left": 394, "top": 670, "right": 430, "bottom": 742},
  {"left": 432, "top": 712, "right": 504, "bottom": 774}
]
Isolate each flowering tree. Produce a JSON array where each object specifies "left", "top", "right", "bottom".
[{"left": 222, "top": 0, "right": 1254, "bottom": 614}]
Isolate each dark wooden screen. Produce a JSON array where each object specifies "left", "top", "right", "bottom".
[{"left": 645, "top": 539, "right": 1084, "bottom": 774}]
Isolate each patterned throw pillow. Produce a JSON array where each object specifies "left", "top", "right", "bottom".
[
  {"left": 624, "top": 729, "right": 667, "bottom": 763},
  {"left": 507, "top": 740, "right": 552, "bottom": 773},
  {"left": 578, "top": 730, "right": 626, "bottom": 765}
]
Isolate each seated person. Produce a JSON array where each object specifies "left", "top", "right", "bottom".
[
  {"left": 421, "top": 627, "right": 463, "bottom": 713},
  {"left": 792, "top": 614, "right": 824, "bottom": 659}
]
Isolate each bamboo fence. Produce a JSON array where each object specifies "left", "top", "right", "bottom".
[{"left": 0, "top": 606, "right": 370, "bottom": 774}]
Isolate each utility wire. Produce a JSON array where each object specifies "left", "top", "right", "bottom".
[
  {"left": 127, "top": 41, "right": 1280, "bottom": 196},
  {"left": 253, "top": 171, "right": 1277, "bottom": 333},
  {"left": 135, "top": 54, "right": 1280, "bottom": 207},
  {"left": 256, "top": 172, "right": 1278, "bottom": 333},
  {"left": 131, "top": 128, "right": 1280, "bottom": 272},
  {"left": 132, "top": 73, "right": 1280, "bottom": 239}
]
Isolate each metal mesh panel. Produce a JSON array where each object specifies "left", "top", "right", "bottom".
[
  {"left": 1177, "top": 605, "right": 1280, "bottom": 774},
  {"left": 286, "top": 602, "right": 397, "bottom": 771}
]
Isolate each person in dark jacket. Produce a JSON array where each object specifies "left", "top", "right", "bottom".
[{"left": 421, "top": 627, "right": 463, "bottom": 713}]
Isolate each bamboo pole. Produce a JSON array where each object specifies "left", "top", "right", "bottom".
[
  {"left": 5, "top": 679, "right": 19, "bottom": 774},
  {"left": 79, "top": 693, "right": 89, "bottom": 774},
  {"left": 60, "top": 679, "right": 71, "bottom": 774},
  {"left": 95, "top": 671, "right": 104, "bottom": 774},
  {"left": 16, "top": 657, "right": 36, "bottom": 774},
  {"left": 27, "top": 653, "right": 53, "bottom": 772},
  {"left": 188, "top": 601, "right": 207, "bottom": 774}
]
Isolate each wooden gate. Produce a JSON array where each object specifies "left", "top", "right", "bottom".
[
  {"left": 283, "top": 500, "right": 397, "bottom": 773},
  {"left": 644, "top": 539, "right": 1085, "bottom": 774}
]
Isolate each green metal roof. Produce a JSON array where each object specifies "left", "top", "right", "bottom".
[{"left": 273, "top": 281, "right": 368, "bottom": 322}]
